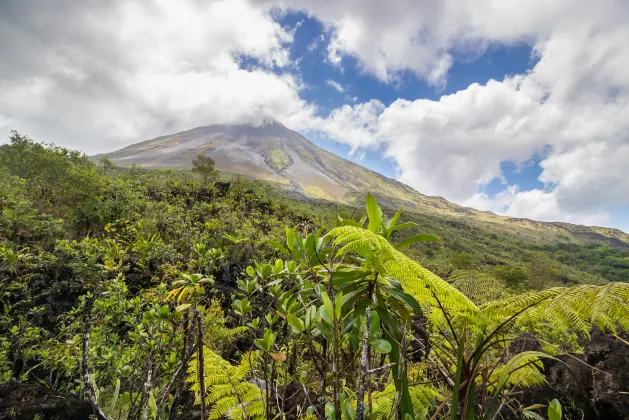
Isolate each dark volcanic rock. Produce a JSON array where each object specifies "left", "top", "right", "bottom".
[
  {"left": 509, "top": 329, "right": 629, "bottom": 419},
  {"left": 0, "top": 381, "right": 92, "bottom": 420}
]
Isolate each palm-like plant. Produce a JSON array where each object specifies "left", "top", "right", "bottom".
[
  {"left": 329, "top": 194, "right": 438, "bottom": 420},
  {"left": 165, "top": 273, "right": 214, "bottom": 304}
]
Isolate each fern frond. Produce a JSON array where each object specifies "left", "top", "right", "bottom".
[
  {"left": 482, "top": 283, "right": 629, "bottom": 335},
  {"left": 370, "top": 383, "right": 443, "bottom": 419},
  {"left": 325, "top": 226, "right": 480, "bottom": 325},
  {"left": 450, "top": 270, "right": 510, "bottom": 304},
  {"left": 188, "top": 347, "right": 264, "bottom": 419}
]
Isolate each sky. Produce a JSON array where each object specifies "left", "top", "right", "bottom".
[{"left": 1, "top": 1, "right": 629, "bottom": 232}]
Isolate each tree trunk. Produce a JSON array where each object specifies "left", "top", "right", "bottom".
[
  {"left": 169, "top": 310, "right": 198, "bottom": 420},
  {"left": 197, "top": 315, "right": 207, "bottom": 420},
  {"left": 356, "top": 306, "right": 371, "bottom": 420}
]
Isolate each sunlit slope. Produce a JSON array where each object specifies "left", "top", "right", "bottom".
[{"left": 93, "top": 121, "right": 629, "bottom": 246}]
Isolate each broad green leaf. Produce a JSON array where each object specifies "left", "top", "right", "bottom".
[
  {"left": 366, "top": 193, "right": 382, "bottom": 233},
  {"left": 331, "top": 269, "right": 368, "bottom": 286},
  {"left": 287, "top": 314, "right": 304, "bottom": 334},
  {"left": 341, "top": 395, "right": 357, "bottom": 420},
  {"left": 389, "top": 222, "right": 418, "bottom": 234},
  {"left": 286, "top": 227, "right": 296, "bottom": 250},
  {"left": 395, "top": 234, "right": 440, "bottom": 250},
  {"left": 386, "top": 288, "right": 421, "bottom": 314},
  {"left": 109, "top": 378, "right": 120, "bottom": 413},
  {"left": 384, "top": 208, "right": 403, "bottom": 233},
  {"left": 259, "top": 264, "right": 272, "bottom": 278},
  {"left": 522, "top": 412, "right": 545, "bottom": 420},
  {"left": 337, "top": 214, "right": 363, "bottom": 228},
  {"left": 548, "top": 399, "right": 562, "bottom": 420},
  {"left": 175, "top": 303, "right": 191, "bottom": 312},
  {"left": 319, "top": 304, "right": 332, "bottom": 325},
  {"left": 148, "top": 390, "right": 158, "bottom": 419},
  {"left": 321, "top": 291, "right": 335, "bottom": 322},
  {"left": 372, "top": 338, "right": 392, "bottom": 354},
  {"left": 369, "top": 311, "right": 381, "bottom": 340},
  {"left": 335, "top": 292, "right": 343, "bottom": 320},
  {"left": 318, "top": 321, "right": 334, "bottom": 341},
  {"left": 268, "top": 240, "right": 290, "bottom": 255}
]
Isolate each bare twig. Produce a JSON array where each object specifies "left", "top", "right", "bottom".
[{"left": 82, "top": 299, "right": 110, "bottom": 420}]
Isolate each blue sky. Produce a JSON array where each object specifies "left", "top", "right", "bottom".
[
  {"left": 276, "top": 12, "right": 551, "bottom": 212},
  {"left": 1, "top": 0, "right": 628, "bottom": 231}
]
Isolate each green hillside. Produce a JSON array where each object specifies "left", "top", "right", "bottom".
[{"left": 93, "top": 122, "right": 629, "bottom": 250}]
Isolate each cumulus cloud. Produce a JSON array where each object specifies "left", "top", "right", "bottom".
[
  {"left": 295, "top": 0, "right": 629, "bottom": 227},
  {"left": 0, "top": 0, "right": 315, "bottom": 153}
]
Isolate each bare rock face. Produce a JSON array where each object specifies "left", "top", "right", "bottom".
[
  {"left": 0, "top": 381, "right": 92, "bottom": 420},
  {"left": 509, "top": 329, "right": 629, "bottom": 419}
]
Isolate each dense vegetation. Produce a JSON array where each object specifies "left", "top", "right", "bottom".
[{"left": 1, "top": 132, "right": 628, "bottom": 419}]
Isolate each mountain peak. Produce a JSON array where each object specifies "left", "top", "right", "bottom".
[
  {"left": 92, "top": 123, "right": 629, "bottom": 245},
  {"left": 93, "top": 122, "right": 427, "bottom": 208}
]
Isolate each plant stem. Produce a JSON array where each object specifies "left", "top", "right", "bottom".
[
  {"left": 140, "top": 350, "right": 154, "bottom": 420},
  {"left": 82, "top": 299, "right": 110, "bottom": 420},
  {"left": 356, "top": 306, "right": 371, "bottom": 420},
  {"left": 197, "top": 315, "right": 207, "bottom": 420},
  {"left": 169, "top": 309, "right": 198, "bottom": 420}
]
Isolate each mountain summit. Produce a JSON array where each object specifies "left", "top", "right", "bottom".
[
  {"left": 95, "top": 122, "right": 629, "bottom": 245},
  {"left": 94, "top": 121, "right": 450, "bottom": 210}
]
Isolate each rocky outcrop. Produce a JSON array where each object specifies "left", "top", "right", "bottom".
[
  {"left": 0, "top": 381, "right": 92, "bottom": 420},
  {"left": 511, "top": 329, "right": 629, "bottom": 419}
]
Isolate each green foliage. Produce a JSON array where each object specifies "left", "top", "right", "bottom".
[
  {"left": 188, "top": 348, "right": 264, "bottom": 419},
  {"left": 1, "top": 136, "right": 629, "bottom": 420},
  {"left": 494, "top": 265, "right": 529, "bottom": 289},
  {"left": 191, "top": 154, "right": 217, "bottom": 185}
]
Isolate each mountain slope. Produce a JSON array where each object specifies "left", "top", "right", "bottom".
[{"left": 94, "top": 121, "right": 629, "bottom": 246}]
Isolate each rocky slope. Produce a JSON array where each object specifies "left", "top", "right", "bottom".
[{"left": 93, "top": 121, "right": 629, "bottom": 246}]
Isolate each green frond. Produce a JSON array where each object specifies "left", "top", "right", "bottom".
[
  {"left": 325, "top": 226, "right": 479, "bottom": 324},
  {"left": 450, "top": 270, "right": 510, "bottom": 304},
  {"left": 188, "top": 347, "right": 264, "bottom": 419},
  {"left": 482, "top": 283, "right": 629, "bottom": 335},
  {"left": 370, "top": 383, "right": 443, "bottom": 419},
  {"left": 490, "top": 351, "right": 551, "bottom": 393}
]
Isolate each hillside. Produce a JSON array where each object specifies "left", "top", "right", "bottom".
[{"left": 94, "top": 121, "right": 629, "bottom": 247}]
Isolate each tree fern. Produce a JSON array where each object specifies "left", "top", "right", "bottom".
[
  {"left": 482, "top": 282, "right": 629, "bottom": 335},
  {"left": 450, "top": 270, "right": 510, "bottom": 304},
  {"left": 325, "top": 225, "right": 480, "bottom": 324},
  {"left": 370, "top": 383, "right": 443, "bottom": 419},
  {"left": 188, "top": 347, "right": 264, "bottom": 419}
]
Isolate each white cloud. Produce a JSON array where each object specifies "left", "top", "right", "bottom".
[
  {"left": 326, "top": 79, "right": 344, "bottom": 92},
  {"left": 0, "top": 0, "right": 315, "bottom": 154},
  {"left": 294, "top": 0, "right": 629, "bottom": 228},
  {"left": 464, "top": 187, "right": 610, "bottom": 227}
]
